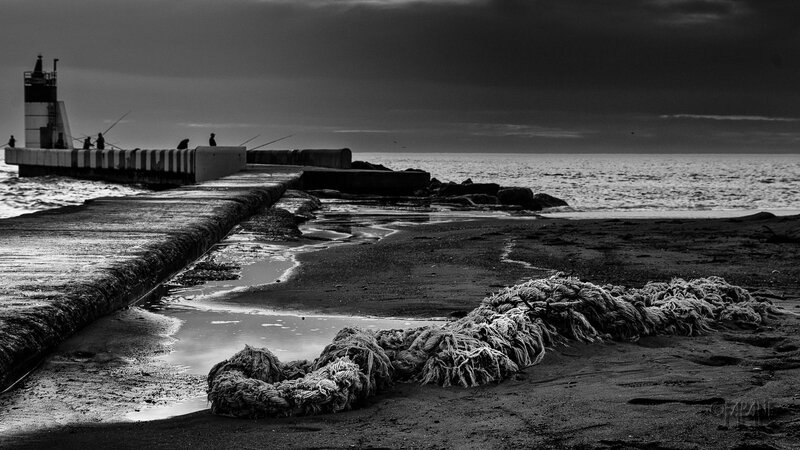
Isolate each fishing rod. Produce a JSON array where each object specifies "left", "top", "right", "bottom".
[
  {"left": 238, "top": 134, "right": 260, "bottom": 147},
  {"left": 249, "top": 133, "right": 294, "bottom": 151},
  {"left": 71, "top": 135, "right": 123, "bottom": 150},
  {"left": 69, "top": 110, "right": 131, "bottom": 149},
  {"left": 102, "top": 110, "right": 132, "bottom": 135}
]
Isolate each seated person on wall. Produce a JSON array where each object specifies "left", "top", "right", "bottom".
[
  {"left": 177, "top": 138, "right": 190, "bottom": 150},
  {"left": 83, "top": 137, "right": 92, "bottom": 149}
]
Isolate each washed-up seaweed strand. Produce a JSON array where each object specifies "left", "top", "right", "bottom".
[{"left": 207, "top": 275, "right": 788, "bottom": 418}]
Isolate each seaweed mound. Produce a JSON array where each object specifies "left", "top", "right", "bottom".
[{"left": 208, "top": 275, "right": 786, "bottom": 418}]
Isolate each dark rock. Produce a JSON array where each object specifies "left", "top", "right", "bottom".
[
  {"left": 306, "top": 189, "right": 342, "bottom": 199},
  {"left": 532, "top": 193, "right": 569, "bottom": 208},
  {"left": 279, "top": 190, "right": 322, "bottom": 220},
  {"left": 437, "top": 196, "right": 475, "bottom": 206},
  {"left": 498, "top": 187, "right": 535, "bottom": 209},
  {"left": 174, "top": 261, "right": 240, "bottom": 286},
  {"left": 465, "top": 194, "right": 498, "bottom": 205},
  {"left": 461, "top": 178, "right": 473, "bottom": 185},
  {"left": 351, "top": 160, "right": 392, "bottom": 171},
  {"left": 413, "top": 189, "right": 430, "bottom": 197},
  {"left": 404, "top": 168, "right": 426, "bottom": 173},
  {"left": 729, "top": 211, "right": 776, "bottom": 223},
  {"left": 429, "top": 178, "right": 442, "bottom": 188},
  {"left": 437, "top": 183, "right": 499, "bottom": 197},
  {"left": 498, "top": 188, "right": 568, "bottom": 210},
  {"left": 239, "top": 207, "right": 303, "bottom": 241}
]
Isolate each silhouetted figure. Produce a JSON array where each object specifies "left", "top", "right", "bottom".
[
  {"left": 177, "top": 138, "right": 190, "bottom": 150},
  {"left": 82, "top": 137, "right": 92, "bottom": 149},
  {"left": 55, "top": 133, "right": 65, "bottom": 149},
  {"left": 7, "top": 135, "right": 15, "bottom": 148},
  {"left": 96, "top": 133, "right": 105, "bottom": 150},
  {"left": 209, "top": 133, "right": 216, "bottom": 146}
]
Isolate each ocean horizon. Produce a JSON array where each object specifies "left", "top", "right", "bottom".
[
  {"left": 1, "top": 151, "right": 798, "bottom": 219},
  {"left": 358, "top": 152, "right": 800, "bottom": 214}
]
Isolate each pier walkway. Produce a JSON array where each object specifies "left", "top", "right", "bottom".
[{"left": 0, "top": 166, "right": 302, "bottom": 390}]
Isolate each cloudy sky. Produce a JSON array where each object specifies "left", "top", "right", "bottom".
[{"left": 1, "top": 0, "right": 799, "bottom": 153}]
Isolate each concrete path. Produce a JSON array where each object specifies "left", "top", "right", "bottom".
[{"left": 0, "top": 166, "right": 302, "bottom": 389}]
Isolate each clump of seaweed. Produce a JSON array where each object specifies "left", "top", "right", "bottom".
[
  {"left": 172, "top": 261, "right": 240, "bottom": 286},
  {"left": 208, "top": 275, "right": 789, "bottom": 418}
]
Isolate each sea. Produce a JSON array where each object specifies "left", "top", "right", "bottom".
[
  {"left": 0, "top": 152, "right": 149, "bottom": 219},
  {"left": 1, "top": 151, "right": 798, "bottom": 219},
  {"left": 361, "top": 152, "right": 800, "bottom": 216}
]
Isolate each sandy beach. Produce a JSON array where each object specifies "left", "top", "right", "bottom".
[{"left": 2, "top": 211, "right": 799, "bottom": 449}]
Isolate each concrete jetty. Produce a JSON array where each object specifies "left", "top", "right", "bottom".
[
  {"left": 0, "top": 166, "right": 302, "bottom": 390},
  {"left": 6, "top": 146, "right": 246, "bottom": 186},
  {"left": 5, "top": 146, "right": 430, "bottom": 194}
]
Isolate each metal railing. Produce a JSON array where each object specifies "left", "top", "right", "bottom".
[{"left": 23, "top": 71, "right": 57, "bottom": 86}]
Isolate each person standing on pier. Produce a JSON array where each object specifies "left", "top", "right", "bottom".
[
  {"left": 177, "top": 138, "right": 189, "bottom": 149},
  {"left": 209, "top": 133, "right": 216, "bottom": 146},
  {"left": 96, "top": 133, "right": 105, "bottom": 150},
  {"left": 6, "top": 135, "right": 14, "bottom": 148}
]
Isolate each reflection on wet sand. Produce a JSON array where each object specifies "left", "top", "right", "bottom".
[{"left": 130, "top": 198, "right": 499, "bottom": 420}]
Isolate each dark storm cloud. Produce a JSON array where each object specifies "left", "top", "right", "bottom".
[
  {"left": 4, "top": 0, "right": 794, "bottom": 82},
  {"left": 5, "top": 0, "right": 799, "bottom": 94},
  {"left": 2, "top": 0, "right": 799, "bottom": 151},
  {"left": 647, "top": 0, "right": 739, "bottom": 16}
]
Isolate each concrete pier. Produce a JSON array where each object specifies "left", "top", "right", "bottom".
[
  {"left": 299, "top": 167, "right": 430, "bottom": 195},
  {"left": 0, "top": 166, "right": 302, "bottom": 390},
  {"left": 6, "top": 146, "right": 246, "bottom": 186}
]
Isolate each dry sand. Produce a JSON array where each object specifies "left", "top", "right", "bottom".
[{"left": 2, "top": 213, "right": 799, "bottom": 449}]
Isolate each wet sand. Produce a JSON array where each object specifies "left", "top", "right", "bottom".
[{"left": 3, "top": 213, "right": 800, "bottom": 449}]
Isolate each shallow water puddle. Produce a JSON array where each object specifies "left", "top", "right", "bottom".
[
  {"left": 150, "top": 305, "right": 438, "bottom": 375},
  {"left": 170, "top": 255, "right": 297, "bottom": 299},
  {"left": 129, "top": 304, "right": 438, "bottom": 421}
]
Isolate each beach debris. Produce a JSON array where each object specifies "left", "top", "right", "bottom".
[
  {"left": 173, "top": 261, "right": 240, "bottom": 286},
  {"left": 207, "top": 275, "right": 787, "bottom": 418},
  {"left": 238, "top": 207, "right": 303, "bottom": 241}
]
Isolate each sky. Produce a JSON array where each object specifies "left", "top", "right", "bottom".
[{"left": 1, "top": 0, "right": 799, "bottom": 153}]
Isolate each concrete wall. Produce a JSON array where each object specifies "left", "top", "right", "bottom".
[
  {"left": 4, "top": 146, "right": 246, "bottom": 185},
  {"left": 299, "top": 167, "right": 430, "bottom": 195},
  {"left": 0, "top": 168, "right": 301, "bottom": 391},
  {"left": 247, "top": 148, "right": 352, "bottom": 169},
  {"left": 23, "top": 102, "right": 48, "bottom": 148},
  {"left": 195, "top": 146, "right": 247, "bottom": 182}
]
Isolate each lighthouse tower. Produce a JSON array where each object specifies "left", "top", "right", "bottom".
[{"left": 24, "top": 55, "right": 72, "bottom": 149}]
